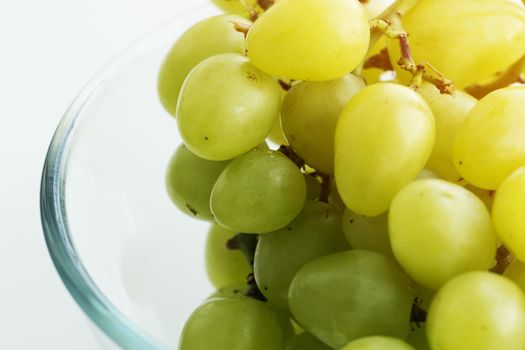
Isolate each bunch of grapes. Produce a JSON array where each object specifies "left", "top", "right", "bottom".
[{"left": 158, "top": 0, "right": 525, "bottom": 349}]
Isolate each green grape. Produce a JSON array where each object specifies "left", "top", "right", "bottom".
[
  {"left": 289, "top": 250, "right": 413, "bottom": 349},
  {"left": 158, "top": 15, "right": 249, "bottom": 117},
  {"left": 492, "top": 166, "right": 525, "bottom": 261},
  {"left": 417, "top": 83, "right": 477, "bottom": 183},
  {"left": 254, "top": 201, "right": 349, "bottom": 308},
  {"left": 179, "top": 297, "right": 285, "bottom": 350},
  {"left": 427, "top": 272, "right": 525, "bottom": 350},
  {"left": 454, "top": 86, "right": 525, "bottom": 189},
  {"left": 177, "top": 53, "right": 282, "bottom": 161},
  {"left": 165, "top": 144, "right": 229, "bottom": 221},
  {"left": 281, "top": 74, "right": 365, "bottom": 174},
  {"left": 389, "top": 179, "right": 497, "bottom": 289},
  {"left": 205, "top": 225, "right": 251, "bottom": 289},
  {"left": 405, "top": 325, "right": 431, "bottom": 350},
  {"left": 207, "top": 284, "right": 248, "bottom": 300},
  {"left": 211, "top": 149, "right": 306, "bottom": 233},
  {"left": 304, "top": 175, "right": 321, "bottom": 201},
  {"left": 246, "top": 0, "right": 370, "bottom": 81},
  {"left": 285, "top": 332, "right": 332, "bottom": 350},
  {"left": 342, "top": 209, "right": 394, "bottom": 258},
  {"left": 504, "top": 259, "right": 525, "bottom": 293},
  {"left": 341, "top": 336, "right": 415, "bottom": 350},
  {"left": 388, "top": 0, "right": 525, "bottom": 89},
  {"left": 335, "top": 83, "right": 435, "bottom": 217}
]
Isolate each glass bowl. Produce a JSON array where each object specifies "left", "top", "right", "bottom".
[{"left": 40, "top": 2, "right": 222, "bottom": 349}]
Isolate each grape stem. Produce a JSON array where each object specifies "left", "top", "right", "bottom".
[
  {"left": 410, "top": 300, "right": 427, "bottom": 327},
  {"left": 369, "top": 17, "right": 454, "bottom": 94},
  {"left": 490, "top": 245, "right": 513, "bottom": 275},
  {"left": 465, "top": 55, "right": 525, "bottom": 99},
  {"left": 226, "top": 233, "right": 267, "bottom": 301},
  {"left": 318, "top": 173, "right": 331, "bottom": 204},
  {"left": 232, "top": 21, "right": 251, "bottom": 38},
  {"left": 278, "top": 145, "right": 306, "bottom": 169},
  {"left": 364, "top": 48, "right": 393, "bottom": 71}
]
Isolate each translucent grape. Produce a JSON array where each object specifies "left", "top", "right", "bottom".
[
  {"left": 281, "top": 74, "right": 365, "bottom": 174},
  {"left": 335, "top": 83, "right": 435, "bottom": 216},
  {"left": 389, "top": 0, "right": 525, "bottom": 88},
  {"left": 177, "top": 53, "right": 282, "bottom": 161},
  {"left": 342, "top": 209, "right": 394, "bottom": 258},
  {"left": 289, "top": 250, "right": 413, "bottom": 349},
  {"left": 454, "top": 86, "right": 525, "bottom": 189},
  {"left": 492, "top": 166, "right": 525, "bottom": 260},
  {"left": 158, "top": 15, "right": 249, "bottom": 117},
  {"left": 205, "top": 225, "right": 251, "bottom": 289},
  {"left": 427, "top": 272, "right": 525, "bottom": 350},
  {"left": 254, "top": 201, "right": 349, "bottom": 308},
  {"left": 389, "top": 179, "right": 496, "bottom": 289},
  {"left": 285, "top": 332, "right": 332, "bottom": 350},
  {"left": 211, "top": 149, "right": 306, "bottom": 233},
  {"left": 417, "top": 83, "right": 477, "bottom": 183},
  {"left": 504, "top": 259, "right": 525, "bottom": 293},
  {"left": 246, "top": 0, "right": 370, "bottom": 81},
  {"left": 179, "top": 297, "right": 285, "bottom": 350},
  {"left": 341, "top": 336, "right": 415, "bottom": 350},
  {"left": 165, "top": 144, "right": 228, "bottom": 221}
]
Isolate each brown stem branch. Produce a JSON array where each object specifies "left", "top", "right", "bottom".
[
  {"left": 465, "top": 55, "right": 525, "bottom": 99},
  {"left": 364, "top": 48, "right": 394, "bottom": 71}
]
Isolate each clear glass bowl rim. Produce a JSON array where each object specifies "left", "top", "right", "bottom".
[{"left": 39, "top": 3, "right": 212, "bottom": 348}]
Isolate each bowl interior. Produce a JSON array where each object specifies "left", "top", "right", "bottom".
[{"left": 42, "top": 3, "right": 223, "bottom": 348}]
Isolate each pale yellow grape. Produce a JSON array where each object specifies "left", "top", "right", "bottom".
[
  {"left": 389, "top": 179, "right": 497, "bottom": 289},
  {"left": 361, "top": 0, "right": 395, "bottom": 19},
  {"left": 504, "top": 260, "right": 525, "bottom": 293},
  {"left": 388, "top": 0, "right": 525, "bottom": 89},
  {"left": 427, "top": 272, "right": 525, "bottom": 350},
  {"left": 335, "top": 83, "right": 435, "bottom": 216},
  {"left": 454, "top": 86, "right": 525, "bottom": 189},
  {"left": 177, "top": 54, "right": 281, "bottom": 161},
  {"left": 205, "top": 225, "right": 251, "bottom": 289},
  {"left": 341, "top": 336, "right": 415, "bottom": 350},
  {"left": 246, "top": 0, "right": 370, "bottom": 81},
  {"left": 158, "top": 15, "right": 249, "bottom": 117},
  {"left": 417, "top": 83, "right": 477, "bottom": 183},
  {"left": 492, "top": 166, "right": 525, "bottom": 261},
  {"left": 281, "top": 74, "right": 365, "bottom": 174}
]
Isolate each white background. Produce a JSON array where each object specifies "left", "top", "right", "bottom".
[{"left": 0, "top": 0, "right": 193, "bottom": 348}]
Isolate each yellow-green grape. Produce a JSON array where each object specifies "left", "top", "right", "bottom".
[
  {"left": 341, "top": 336, "right": 415, "bottom": 350},
  {"left": 361, "top": 0, "right": 395, "bottom": 19},
  {"left": 165, "top": 144, "right": 229, "bottom": 221},
  {"left": 504, "top": 260, "right": 525, "bottom": 293},
  {"left": 454, "top": 86, "right": 525, "bottom": 189},
  {"left": 492, "top": 166, "right": 525, "bottom": 261},
  {"left": 211, "top": 149, "right": 306, "bottom": 233},
  {"left": 342, "top": 209, "right": 394, "bottom": 258},
  {"left": 427, "top": 272, "right": 525, "bottom": 350},
  {"left": 389, "top": 179, "right": 497, "bottom": 289},
  {"left": 335, "top": 83, "right": 435, "bottom": 216},
  {"left": 405, "top": 325, "right": 431, "bottom": 350},
  {"left": 388, "top": 0, "right": 525, "bottom": 89},
  {"left": 179, "top": 297, "right": 285, "bottom": 350},
  {"left": 254, "top": 201, "right": 349, "bottom": 308},
  {"left": 417, "top": 83, "right": 477, "bottom": 183},
  {"left": 158, "top": 15, "right": 249, "bottom": 117},
  {"left": 205, "top": 225, "right": 251, "bottom": 289},
  {"left": 285, "top": 332, "right": 332, "bottom": 350},
  {"left": 246, "top": 0, "right": 370, "bottom": 81},
  {"left": 465, "top": 184, "right": 495, "bottom": 211},
  {"left": 211, "top": 0, "right": 259, "bottom": 16},
  {"left": 281, "top": 74, "right": 365, "bottom": 174},
  {"left": 177, "top": 54, "right": 282, "bottom": 161},
  {"left": 289, "top": 250, "right": 413, "bottom": 349}
]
